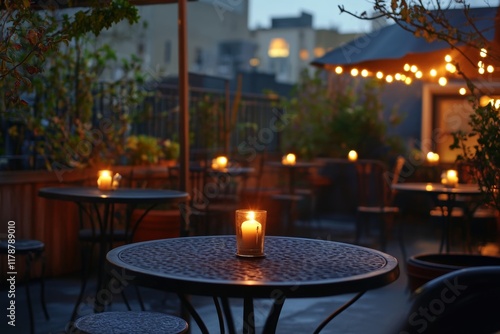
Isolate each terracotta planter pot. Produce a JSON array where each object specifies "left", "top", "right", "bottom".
[{"left": 406, "top": 253, "right": 500, "bottom": 292}]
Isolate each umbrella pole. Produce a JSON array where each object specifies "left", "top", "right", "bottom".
[{"left": 178, "top": 0, "right": 189, "bottom": 194}]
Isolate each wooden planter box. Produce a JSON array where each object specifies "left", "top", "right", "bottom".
[
  {"left": 0, "top": 165, "right": 173, "bottom": 279},
  {"left": 131, "top": 209, "right": 181, "bottom": 242}
]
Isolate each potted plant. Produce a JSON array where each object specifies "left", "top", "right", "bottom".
[
  {"left": 125, "top": 135, "right": 162, "bottom": 166},
  {"left": 159, "top": 139, "right": 180, "bottom": 167}
]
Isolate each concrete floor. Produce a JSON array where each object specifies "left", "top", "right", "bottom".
[{"left": 1, "top": 213, "right": 497, "bottom": 334}]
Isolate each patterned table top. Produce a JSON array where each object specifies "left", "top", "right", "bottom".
[{"left": 107, "top": 236, "right": 399, "bottom": 298}]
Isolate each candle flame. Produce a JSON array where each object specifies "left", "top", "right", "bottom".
[{"left": 247, "top": 211, "right": 255, "bottom": 220}]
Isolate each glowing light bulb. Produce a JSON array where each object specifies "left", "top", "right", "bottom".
[
  {"left": 404, "top": 64, "right": 410, "bottom": 71},
  {"left": 351, "top": 68, "right": 359, "bottom": 76},
  {"left": 480, "top": 48, "right": 487, "bottom": 57},
  {"left": 376, "top": 71, "right": 383, "bottom": 79},
  {"left": 395, "top": 73, "right": 401, "bottom": 80},
  {"left": 438, "top": 77, "right": 447, "bottom": 86},
  {"left": 459, "top": 87, "right": 467, "bottom": 95},
  {"left": 410, "top": 65, "right": 418, "bottom": 73},
  {"left": 430, "top": 69, "right": 437, "bottom": 77},
  {"left": 386, "top": 75, "right": 393, "bottom": 83},
  {"left": 479, "top": 67, "right": 485, "bottom": 74},
  {"left": 335, "top": 66, "right": 343, "bottom": 74},
  {"left": 361, "top": 69, "right": 369, "bottom": 77},
  {"left": 405, "top": 77, "right": 412, "bottom": 85},
  {"left": 487, "top": 65, "right": 494, "bottom": 73},
  {"left": 444, "top": 54, "right": 452, "bottom": 62},
  {"left": 415, "top": 71, "right": 423, "bottom": 79},
  {"left": 445, "top": 63, "right": 456, "bottom": 73}
]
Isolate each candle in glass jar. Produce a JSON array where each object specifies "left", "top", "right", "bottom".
[
  {"left": 97, "top": 170, "right": 113, "bottom": 190},
  {"left": 240, "top": 212, "right": 262, "bottom": 249},
  {"left": 212, "top": 155, "right": 228, "bottom": 169},
  {"left": 348, "top": 150, "right": 358, "bottom": 161},
  {"left": 446, "top": 169, "right": 458, "bottom": 187},
  {"left": 282, "top": 153, "right": 296, "bottom": 165}
]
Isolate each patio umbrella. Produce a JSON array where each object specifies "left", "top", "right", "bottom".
[{"left": 311, "top": 6, "right": 500, "bottom": 84}]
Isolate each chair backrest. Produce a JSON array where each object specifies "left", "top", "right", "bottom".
[
  {"left": 355, "top": 156, "right": 405, "bottom": 208},
  {"left": 394, "top": 266, "right": 500, "bottom": 334}
]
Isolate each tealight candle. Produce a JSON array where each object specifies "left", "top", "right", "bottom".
[
  {"left": 426, "top": 151, "right": 440, "bottom": 164},
  {"left": 282, "top": 153, "right": 296, "bottom": 165},
  {"left": 235, "top": 209, "right": 267, "bottom": 257},
  {"left": 441, "top": 169, "right": 458, "bottom": 188},
  {"left": 97, "top": 170, "right": 113, "bottom": 190},
  {"left": 212, "top": 156, "right": 228, "bottom": 170},
  {"left": 348, "top": 150, "right": 358, "bottom": 161}
]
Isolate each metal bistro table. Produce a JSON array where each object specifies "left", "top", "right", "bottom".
[
  {"left": 266, "top": 161, "right": 319, "bottom": 195},
  {"left": 38, "top": 186, "right": 189, "bottom": 320},
  {"left": 106, "top": 235, "right": 399, "bottom": 334},
  {"left": 392, "top": 182, "right": 482, "bottom": 253}
]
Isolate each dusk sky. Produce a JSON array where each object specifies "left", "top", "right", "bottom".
[{"left": 248, "top": 0, "right": 499, "bottom": 32}]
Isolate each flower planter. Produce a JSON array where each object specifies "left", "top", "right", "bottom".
[{"left": 406, "top": 253, "right": 500, "bottom": 292}]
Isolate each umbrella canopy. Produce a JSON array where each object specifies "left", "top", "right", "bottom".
[{"left": 311, "top": 6, "right": 500, "bottom": 84}]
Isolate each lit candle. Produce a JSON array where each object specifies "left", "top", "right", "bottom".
[
  {"left": 212, "top": 156, "right": 228, "bottom": 169},
  {"left": 240, "top": 211, "right": 262, "bottom": 249},
  {"left": 441, "top": 169, "right": 458, "bottom": 187},
  {"left": 348, "top": 150, "right": 358, "bottom": 161},
  {"left": 282, "top": 153, "right": 296, "bottom": 165},
  {"left": 97, "top": 170, "right": 113, "bottom": 190},
  {"left": 426, "top": 152, "right": 439, "bottom": 163}
]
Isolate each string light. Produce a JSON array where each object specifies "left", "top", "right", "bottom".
[
  {"left": 487, "top": 65, "right": 494, "bottom": 73},
  {"left": 386, "top": 75, "right": 394, "bottom": 83},
  {"left": 430, "top": 69, "right": 437, "bottom": 77},
  {"left": 438, "top": 77, "right": 447, "bottom": 86},
  {"left": 361, "top": 69, "right": 369, "bottom": 77},
  {"left": 410, "top": 65, "right": 418, "bottom": 73},
  {"left": 351, "top": 68, "right": 359, "bottom": 76},
  {"left": 480, "top": 48, "right": 487, "bottom": 57},
  {"left": 415, "top": 71, "right": 423, "bottom": 79},
  {"left": 459, "top": 87, "right": 467, "bottom": 95},
  {"left": 376, "top": 71, "right": 383, "bottom": 79},
  {"left": 335, "top": 66, "right": 343, "bottom": 74},
  {"left": 404, "top": 64, "right": 411, "bottom": 71},
  {"left": 444, "top": 54, "right": 452, "bottom": 62}
]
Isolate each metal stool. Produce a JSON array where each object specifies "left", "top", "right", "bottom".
[
  {"left": 71, "top": 311, "right": 189, "bottom": 334},
  {"left": 0, "top": 239, "right": 50, "bottom": 334}
]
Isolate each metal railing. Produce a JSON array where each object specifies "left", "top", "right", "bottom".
[{"left": 0, "top": 82, "right": 283, "bottom": 170}]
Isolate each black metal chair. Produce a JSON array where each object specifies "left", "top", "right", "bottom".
[
  {"left": 354, "top": 156, "right": 405, "bottom": 251},
  {"left": 393, "top": 266, "right": 500, "bottom": 334},
  {"left": 0, "top": 239, "right": 50, "bottom": 334}
]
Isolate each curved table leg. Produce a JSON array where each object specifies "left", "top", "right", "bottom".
[
  {"left": 262, "top": 296, "right": 286, "bottom": 334},
  {"left": 220, "top": 297, "right": 237, "bottom": 334},
  {"left": 312, "top": 291, "right": 365, "bottom": 334},
  {"left": 178, "top": 293, "right": 209, "bottom": 334},
  {"left": 243, "top": 297, "right": 255, "bottom": 333}
]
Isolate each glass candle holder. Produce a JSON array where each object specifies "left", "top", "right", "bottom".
[
  {"left": 282, "top": 153, "right": 296, "bottom": 165},
  {"left": 97, "top": 170, "right": 113, "bottom": 190},
  {"left": 441, "top": 169, "right": 458, "bottom": 188},
  {"left": 235, "top": 209, "right": 267, "bottom": 258}
]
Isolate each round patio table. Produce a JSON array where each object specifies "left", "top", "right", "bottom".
[
  {"left": 107, "top": 235, "right": 399, "bottom": 334},
  {"left": 392, "top": 182, "right": 482, "bottom": 253},
  {"left": 38, "top": 186, "right": 189, "bottom": 320}
]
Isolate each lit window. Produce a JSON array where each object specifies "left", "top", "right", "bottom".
[
  {"left": 268, "top": 38, "right": 290, "bottom": 58},
  {"left": 314, "top": 47, "right": 325, "bottom": 58},
  {"left": 299, "top": 49, "right": 309, "bottom": 61}
]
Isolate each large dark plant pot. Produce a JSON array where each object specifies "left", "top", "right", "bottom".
[{"left": 407, "top": 253, "right": 500, "bottom": 292}]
